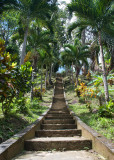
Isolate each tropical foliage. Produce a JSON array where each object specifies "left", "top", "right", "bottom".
[{"left": 0, "top": 0, "right": 114, "bottom": 143}]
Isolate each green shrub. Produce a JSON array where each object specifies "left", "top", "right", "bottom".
[
  {"left": 75, "top": 88, "right": 81, "bottom": 97},
  {"left": 33, "top": 88, "right": 42, "bottom": 100},
  {"left": 98, "top": 100, "right": 114, "bottom": 117},
  {"left": 13, "top": 97, "right": 31, "bottom": 115},
  {"left": 79, "top": 97, "right": 85, "bottom": 103}
]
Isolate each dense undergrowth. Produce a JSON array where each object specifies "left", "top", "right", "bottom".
[
  {"left": 0, "top": 87, "right": 53, "bottom": 143},
  {"left": 64, "top": 76, "right": 114, "bottom": 142}
]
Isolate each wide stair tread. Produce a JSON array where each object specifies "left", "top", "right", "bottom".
[
  {"left": 35, "top": 129, "right": 82, "bottom": 137},
  {"left": 45, "top": 116, "right": 73, "bottom": 119},
  {"left": 43, "top": 119, "right": 75, "bottom": 124},
  {"left": 25, "top": 137, "right": 92, "bottom": 151},
  {"left": 41, "top": 124, "right": 77, "bottom": 130}
]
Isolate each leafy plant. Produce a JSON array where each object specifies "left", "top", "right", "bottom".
[
  {"left": 0, "top": 39, "right": 33, "bottom": 116},
  {"left": 0, "top": 39, "right": 16, "bottom": 116},
  {"left": 33, "top": 88, "right": 42, "bottom": 100},
  {"left": 13, "top": 61, "right": 32, "bottom": 95},
  {"left": 98, "top": 100, "right": 114, "bottom": 117}
]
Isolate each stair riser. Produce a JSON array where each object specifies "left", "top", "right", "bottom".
[
  {"left": 50, "top": 109, "right": 68, "bottom": 112},
  {"left": 41, "top": 124, "right": 76, "bottom": 130},
  {"left": 45, "top": 116, "right": 73, "bottom": 119},
  {"left": 48, "top": 111, "right": 69, "bottom": 114},
  {"left": 54, "top": 89, "right": 64, "bottom": 95},
  {"left": 53, "top": 99, "right": 65, "bottom": 103},
  {"left": 43, "top": 120, "right": 75, "bottom": 124},
  {"left": 47, "top": 114, "right": 71, "bottom": 116},
  {"left": 35, "top": 130, "right": 82, "bottom": 137},
  {"left": 25, "top": 140, "right": 92, "bottom": 151}
]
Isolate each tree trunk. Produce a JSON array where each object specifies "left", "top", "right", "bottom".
[
  {"left": 20, "top": 25, "right": 29, "bottom": 65},
  {"left": 75, "top": 65, "right": 80, "bottom": 87},
  {"left": 72, "top": 62, "right": 74, "bottom": 84},
  {"left": 110, "top": 46, "right": 114, "bottom": 70},
  {"left": 41, "top": 64, "right": 43, "bottom": 93},
  {"left": 98, "top": 31, "right": 109, "bottom": 103},
  {"left": 81, "top": 29, "right": 86, "bottom": 45},
  {"left": 75, "top": 66, "right": 78, "bottom": 86},
  {"left": 45, "top": 66, "right": 48, "bottom": 90},
  {"left": 31, "top": 71, "right": 34, "bottom": 101},
  {"left": 49, "top": 64, "right": 53, "bottom": 84}
]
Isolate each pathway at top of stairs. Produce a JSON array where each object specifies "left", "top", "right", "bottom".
[{"left": 13, "top": 76, "right": 106, "bottom": 160}]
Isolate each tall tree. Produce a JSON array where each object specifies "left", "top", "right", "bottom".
[
  {"left": 17, "top": 0, "right": 57, "bottom": 65},
  {"left": 0, "top": 0, "right": 19, "bottom": 15},
  {"left": 68, "top": 0, "right": 114, "bottom": 102},
  {"left": 62, "top": 39, "right": 89, "bottom": 85}
]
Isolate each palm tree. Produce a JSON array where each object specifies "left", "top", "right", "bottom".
[
  {"left": 62, "top": 39, "right": 89, "bottom": 86},
  {"left": 18, "top": 0, "right": 57, "bottom": 65},
  {"left": 68, "top": 0, "right": 113, "bottom": 102},
  {"left": 0, "top": 0, "right": 19, "bottom": 14},
  {"left": 61, "top": 47, "right": 74, "bottom": 83}
]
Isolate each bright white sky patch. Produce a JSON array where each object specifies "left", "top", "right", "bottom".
[
  {"left": 57, "top": 0, "right": 71, "bottom": 9},
  {"left": 58, "top": 0, "right": 71, "bottom": 3}
]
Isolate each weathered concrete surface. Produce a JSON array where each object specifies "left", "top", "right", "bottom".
[
  {"left": 0, "top": 107, "right": 51, "bottom": 160},
  {"left": 64, "top": 90, "right": 114, "bottom": 160},
  {"left": 24, "top": 137, "right": 92, "bottom": 151},
  {"left": 42, "top": 119, "right": 75, "bottom": 124},
  {"left": 24, "top": 77, "right": 92, "bottom": 152},
  {"left": 1, "top": 75, "right": 112, "bottom": 160},
  {"left": 35, "top": 129, "right": 82, "bottom": 137},
  {"left": 13, "top": 150, "right": 106, "bottom": 160}
]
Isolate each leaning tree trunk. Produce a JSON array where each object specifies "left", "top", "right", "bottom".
[
  {"left": 20, "top": 25, "right": 29, "bottom": 65},
  {"left": 98, "top": 31, "right": 109, "bottom": 103}
]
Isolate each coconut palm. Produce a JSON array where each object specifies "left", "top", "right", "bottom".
[
  {"left": 62, "top": 39, "right": 90, "bottom": 86},
  {"left": 68, "top": 0, "right": 114, "bottom": 102},
  {"left": 17, "top": 0, "right": 57, "bottom": 65},
  {"left": 0, "top": 0, "right": 19, "bottom": 14}
]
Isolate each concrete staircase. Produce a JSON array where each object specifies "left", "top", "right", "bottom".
[{"left": 24, "top": 77, "right": 92, "bottom": 151}]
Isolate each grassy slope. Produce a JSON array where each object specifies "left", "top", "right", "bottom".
[
  {"left": 64, "top": 78, "right": 114, "bottom": 142},
  {"left": 0, "top": 87, "right": 53, "bottom": 143}
]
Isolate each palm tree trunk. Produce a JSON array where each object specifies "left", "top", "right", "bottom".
[
  {"left": 110, "top": 46, "right": 114, "bottom": 70},
  {"left": 75, "top": 66, "right": 79, "bottom": 86},
  {"left": 98, "top": 31, "right": 109, "bottom": 103},
  {"left": 20, "top": 25, "right": 29, "bottom": 65},
  {"left": 81, "top": 29, "right": 85, "bottom": 45},
  {"left": 49, "top": 64, "right": 52, "bottom": 84},
  {"left": 72, "top": 62, "right": 74, "bottom": 84},
  {"left": 45, "top": 66, "right": 48, "bottom": 90},
  {"left": 41, "top": 64, "right": 43, "bottom": 93},
  {"left": 31, "top": 71, "right": 34, "bottom": 100}
]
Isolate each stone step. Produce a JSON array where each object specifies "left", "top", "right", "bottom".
[
  {"left": 53, "top": 97, "right": 65, "bottom": 103},
  {"left": 48, "top": 111, "right": 69, "bottom": 114},
  {"left": 43, "top": 119, "right": 75, "bottom": 124},
  {"left": 45, "top": 116, "right": 73, "bottom": 119},
  {"left": 50, "top": 109, "right": 69, "bottom": 112},
  {"left": 54, "top": 91, "right": 64, "bottom": 95},
  {"left": 25, "top": 137, "right": 92, "bottom": 151},
  {"left": 41, "top": 124, "right": 76, "bottom": 130},
  {"left": 47, "top": 113, "right": 71, "bottom": 117},
  {"left": 35, "top": 129, "right": 81, "bottom": 137}
]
